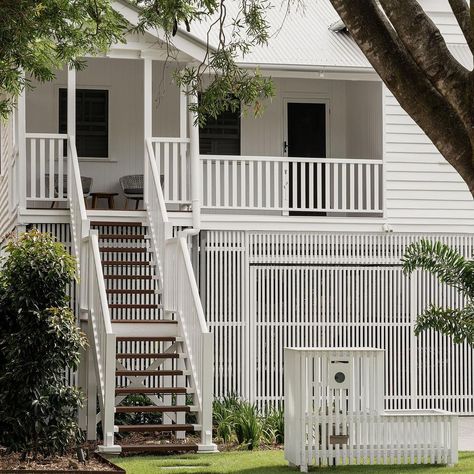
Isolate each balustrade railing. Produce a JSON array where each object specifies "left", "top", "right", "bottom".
[
  {"left": 164, "top": 237, "right": 213, "bottom": 447},
  {"left": 25, "top": 133, "right": 68, "bottom": 205},
  {"left": 151, "top": 137, "right": 191, "bottom": 206},
  {"left": 145, "top": 138, "right": 172, "bottom": 281},
  {"left": 201, "top": 155, "right": 383, "bottom": 214},
  {"left": 85, "top": 231, "right": 116, "bottom": 450}
]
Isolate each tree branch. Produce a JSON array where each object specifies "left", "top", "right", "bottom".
[
  {"left": 379, "top": 0, "right": 470, "bottom": 127},
  {"left": 329, "top": 0, "right": 474, "bottom": 195},
  {"left": 448, "top": 0, "right": 474, "bottom": 55}
]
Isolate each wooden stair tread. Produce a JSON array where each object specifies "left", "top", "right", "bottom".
[
  {"left": 119, "top": 444, "right": 197, "bottom": 453},
  {"left": 115, "top": 369, "right": 184, "bottom": 376},
  {"left": 107, "top": 289, "right": 156, "bottom": 295},
  {"left": 117, "top": 424, "right": 194, "bottom": 433},
  {"left": 105, "top": 275, "right": 154, "bottom": 280},
  {"left": 99, "top": 234, "right": 145, "bottom": 240},
  {"left": 111, "top": 319, "right": 177, "bottom": 324},
  {"left": 109, "top": 304, "right": 161, "bottom": 309},
  {"left": 116, "top": 336, "right": 177, "bottom": 341},
  {"left": 91, "top": 221, "right": 146, "bottom": 227},
  {"left": 115, "top": 405, "right": 191, "bottom": 413},
  {"left": 100, "top": 247, "right": 148, "bottom": 253},
  {"left": 116, "top": 352, "right": 180, "bottom": 359},
  {"left": 115, "top": 387, "right": 188, "bottom": 394}
]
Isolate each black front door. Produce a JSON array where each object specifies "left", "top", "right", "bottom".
[{"left": 287, "top": 102, "right": 326, "bottom": 214}]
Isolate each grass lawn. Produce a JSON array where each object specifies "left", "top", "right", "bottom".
[{"left": 111, "top": 450, "right": 474, "bottom": 474}]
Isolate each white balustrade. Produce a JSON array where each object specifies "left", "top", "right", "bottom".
[
  {"left": 285, "top": 348, "right": 458, "bottom": 471},
  {"left": 68, "top": 136, "right": 90, "bottom": 270},
  {"left": 145, "top": 138, "right": 172, "bottom": 281},
  {"left": 200, "top": 155, "right": 383, "bottom": 214},
  {"left": 85, "top": 230, "right": 117, "bottom": 451},
  {"left": 164, "top": 237, "right": 214, "bottom": 448},
  {"left": 151, "top": 137, "right": 191, "bottom": 206},
  {"left": 25, "top": 133, "right": 68, "bottom": 205}
]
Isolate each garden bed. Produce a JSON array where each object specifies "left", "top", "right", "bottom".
[{"left": 0, "top": 451, "right": 125, "bottom": 473}]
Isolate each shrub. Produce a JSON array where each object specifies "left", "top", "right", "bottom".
[
  {"left": 0, "top": 230, "right": 87, "bottom": 456},
  {"left": 232, "top": 401, "right": 263, "bottom": 450},
  {"left": 213, "top": 394, "right": 241, "bottom": 443},
  {"left": 262, "top": 407, "right": 284, "bottom": 445}
]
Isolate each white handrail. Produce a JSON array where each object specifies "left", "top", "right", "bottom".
[
  {"left": 145, "top": 137, "right": 214, "bottom": 448},
  {"left": 164, "top": 237, "right": 213, "bottom": 447},
  {"left": 86, "top": 231, "right": 116, "bottom": 450},
  {"left": 201, "top": 154, "right": 382, "bottom": 165},
  {"left": 68, "top": 136, "right": 89, "bottom": 264},
  {"left": 145, "top": 138, "right": 171, "bottom": 281}
]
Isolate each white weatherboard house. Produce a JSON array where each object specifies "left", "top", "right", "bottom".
[{"left": 0, "top": 0, "right": 472, "bottom": 454}]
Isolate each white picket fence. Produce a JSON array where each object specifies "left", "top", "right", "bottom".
[
  {"left": 284, "top": 348, "right": 458, "bottom": 471},
  {"left": 202, "top": 231, "right": 474, "bottom": 414}
]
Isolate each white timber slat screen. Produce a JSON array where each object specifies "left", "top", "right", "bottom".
[
  {"left": 25, "top": 133, "right": 67, "bottom": 205},
  {"left": 203, "top": 231, "right": 474, "bottom": 413},
  {"left": 200, "top": 156, "right": 383, "bottom": 214},
  {"left": 151, "top": 137, "right": 191, "bottom": 206}
]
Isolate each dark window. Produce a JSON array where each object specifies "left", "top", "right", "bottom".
[
  {"left": 199, "top": 106, "right": 241, "bottom": 155},
  {"left": 59, "top": 88, "right": 108, "bottom": 158}
]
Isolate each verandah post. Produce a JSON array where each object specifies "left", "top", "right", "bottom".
[
  {"left": 188, "top": 91, "right": 201, "bottom": 230},
  {"left": 17, "top": 77, "right": 26, "bottom": 213},
  {"left": 143, "top": 56, "right": 152, "bottom": 206}
]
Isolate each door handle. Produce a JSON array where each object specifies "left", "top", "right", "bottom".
[{"left": 283, "top": 141, "right": 288, "bottom": 153}]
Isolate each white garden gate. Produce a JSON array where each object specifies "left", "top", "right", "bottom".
[{"left": 203, "top": 231, "right": 474, "bottom": 413}]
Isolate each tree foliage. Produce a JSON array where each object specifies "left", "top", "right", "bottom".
[
  {"left": 402, "top": 240, "right": 474, "bottom": 345},
  {"left": 0, "top": 0, "right": 127, "bottom": 119},
  {"left": 0, "top": 230, "right": 87, "bottom": 455}
]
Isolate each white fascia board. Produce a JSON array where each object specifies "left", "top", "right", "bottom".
[
  {"left": 112, "top": 0, "right": 209, "bottom": 63},
  {"left": 239, "top": 65, "right": 379, "bottom": 82}
]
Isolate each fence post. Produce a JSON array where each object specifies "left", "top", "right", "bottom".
[
  {"left": 198, "top": 332, "right": 217, "bottom": 452},
  {"left": 410, "top": 271, "right": 418, "bottom": 410}
]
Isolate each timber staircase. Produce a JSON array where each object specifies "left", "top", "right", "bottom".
[{"left": 91, "top": 221, "right": 199, "bottom": 454}]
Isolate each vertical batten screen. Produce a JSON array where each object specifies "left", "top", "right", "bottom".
[{"left": 204, "top": 231, "right": 474, "bottom": 413}]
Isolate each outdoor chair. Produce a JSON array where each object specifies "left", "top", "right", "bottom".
[
  {"left": 46, "top": 174, "right": 93, "bottom": 207},
  {"left": 120, "top": 174, "right": 144, "bottom": 209}
]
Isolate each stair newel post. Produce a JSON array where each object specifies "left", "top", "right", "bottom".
[
  {"left": 103, "top": 331, "right": 117, "bottom": 450},
  {"left": 199, "top": 331, "right": 215, "bottom": 450}
]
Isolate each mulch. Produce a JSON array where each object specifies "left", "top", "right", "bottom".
[{"left": 0, "top": 448, "right": 124, "bottom": 473}]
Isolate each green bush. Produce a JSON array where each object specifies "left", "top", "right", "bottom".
[
  {"left": 0, "top": 230, "right": 87, "bottom": 456},
  {"left": 213, "top": 395, "right": 272, "bottom": 450},
  {"left": 262, "top": 407, "right": 284, "bottom": 445},
  {"left": 232, "top": 402, "right": 263, "bottom": 450}
]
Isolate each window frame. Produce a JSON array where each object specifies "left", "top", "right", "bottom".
[
  {"left": 57, "top": 85, "right": 112, "bottom": 162},
  {"left": 199, "top": 103, "right": 242, "bottom": 156}
]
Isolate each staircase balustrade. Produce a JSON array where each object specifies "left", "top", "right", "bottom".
[
  {"left": 146, "top": 137, "right": 215, "bottom": 450},
  {"left": 164, "top": 237, "right": 214, "bottom": 448},
  {"left": 85, "top": 230, "right": 118, "bottom": 452}
]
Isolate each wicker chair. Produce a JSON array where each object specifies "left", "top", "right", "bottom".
[
  {"left": 46, "top": 174, "right": 93, "bottom": 207},
  {"left": 120, "top": 174, "right": 144, "bottom": 210}
]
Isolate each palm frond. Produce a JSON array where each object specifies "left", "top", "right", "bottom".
[
  {"left": 415, "top": 304, "right": 474, "bottom": 345},
  {"left": 402, "top": 240, "right": 474, "bottom": 297}
]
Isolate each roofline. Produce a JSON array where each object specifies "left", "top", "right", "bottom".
[{"left": 113, "top": 0, "right": 211, "bottom": 62}]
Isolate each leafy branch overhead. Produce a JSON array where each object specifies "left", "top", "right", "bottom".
[{"left": 402, "top": 240, "right": 474, "bottom": 345}]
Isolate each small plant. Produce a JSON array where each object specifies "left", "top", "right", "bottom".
[
  {"left": 213, "top": 394, "right": 242, "bottom": 443},
  {"left": 232, "top": 402, "right": 263, "bottom": 450},
  {"left": 0, "top": 230, "right": 87, "bottom": 456},
  {"left": 262, "top": 406, "right": 284, "bottom": 445}
]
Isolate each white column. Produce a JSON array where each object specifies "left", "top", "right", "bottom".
[
  {"left": 143, "top": 57, "right": 152, "bottom": 206},
  {"left": 67, "top": 66, "right": 76, "bottom": 203},
  {"left": 17, "top": 80, "right": 26, "bottom": 213},
  {"left": 188, "top": 92, "right": 201, "bottom": 229}
]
